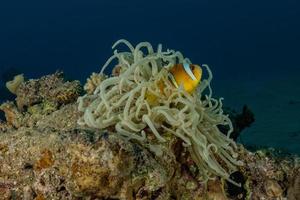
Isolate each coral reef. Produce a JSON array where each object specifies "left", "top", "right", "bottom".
[
  {"left": 0, "top": 40, "right": 299, "bottom": 199},
  {"left": 5, "top": 74, "right": 24, "bottom": 95},
  {"left": 84, "top": 72, "right": 107, "bottom": 95},
  {"left": 14, "top": 71, "right": 82, "bottom": 111},
  {"left": 287, "top": 169, "right": 300, "bottom": 200},
  {"left": 0, "top": 67, "right": 22, "bottom": 103},
  {"left": 0, "top": 98, "right": 298, "bottom": 199},
  {"left": 0, "top": 72, "right": 82, "bottom": 129}
]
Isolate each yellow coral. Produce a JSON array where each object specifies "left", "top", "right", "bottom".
[
  {"left": 84, "top": 72, "right": 107, "bottom": 94},
  {"left": 6, "top": 74, "right": 24, "bottom": 94}
]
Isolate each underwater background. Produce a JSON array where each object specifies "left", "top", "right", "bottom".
[{"left": 0, "top": 0, "right": 299, "bottom": 154}]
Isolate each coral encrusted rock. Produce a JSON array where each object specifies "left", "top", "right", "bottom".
[{"left": 0, "top": 72, "right": 299, "bottom": 200}]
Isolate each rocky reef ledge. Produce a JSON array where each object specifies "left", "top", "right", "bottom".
[{"left": 0, "top": 72, "right": 299, "bottom": 200}]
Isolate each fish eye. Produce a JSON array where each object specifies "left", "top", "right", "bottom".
[
  {"left": 190, "top": 65, "right": 195, "bottom": 70},
  {"left": 161, "top": 59, "right": 169, "bottom": 66}
]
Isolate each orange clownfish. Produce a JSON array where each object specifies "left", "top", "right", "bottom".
[
  {"left": 168, "top": 62, "right": 202, "bottom": 93},
  {"left": 146, "top": 62, "right": 202, "bottom": 105}
]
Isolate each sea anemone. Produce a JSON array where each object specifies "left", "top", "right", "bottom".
[{"left": 77, "top": 39, "right": 243, "bottom": 185}]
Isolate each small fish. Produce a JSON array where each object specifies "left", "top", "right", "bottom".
[
  {"left": 145, "top": 62, "right": 202, "bottom": 105},
  {"left": 168, "top": 62, "right": 202, "bottom": 93}
]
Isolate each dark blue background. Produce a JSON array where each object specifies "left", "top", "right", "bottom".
[
  {"left": 0, "top": 0, "right": 299, "bottom": 153},
  {"left": 0, "top": 0, "right": 299, "bottom": 81}
]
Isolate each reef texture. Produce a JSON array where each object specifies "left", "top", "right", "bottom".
[
  {"left": 0, "top": 72, "right": 299, "bottom": 200},
  {"left": 15, "top": 71, "right": 82, "bottom": 111}
]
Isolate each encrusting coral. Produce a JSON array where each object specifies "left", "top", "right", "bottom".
[
  {"left": 77, "top": 39, "right": 243, "bottom": 184},
  {"left": 5, "top": 74, "right": 24, "bottom": 95},
  {"left": 84, "top": 72, "right": 107, "bottom": 95},
  {"left": 15, "top": 71, "right": 82, "bottom": 111},
  {"left": 0, "top": 72, "right": 82, "bottom": 130}
]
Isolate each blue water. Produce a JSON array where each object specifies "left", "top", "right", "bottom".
[{"left": 0, "top": 0, "right": 299, "bottom": 154}]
